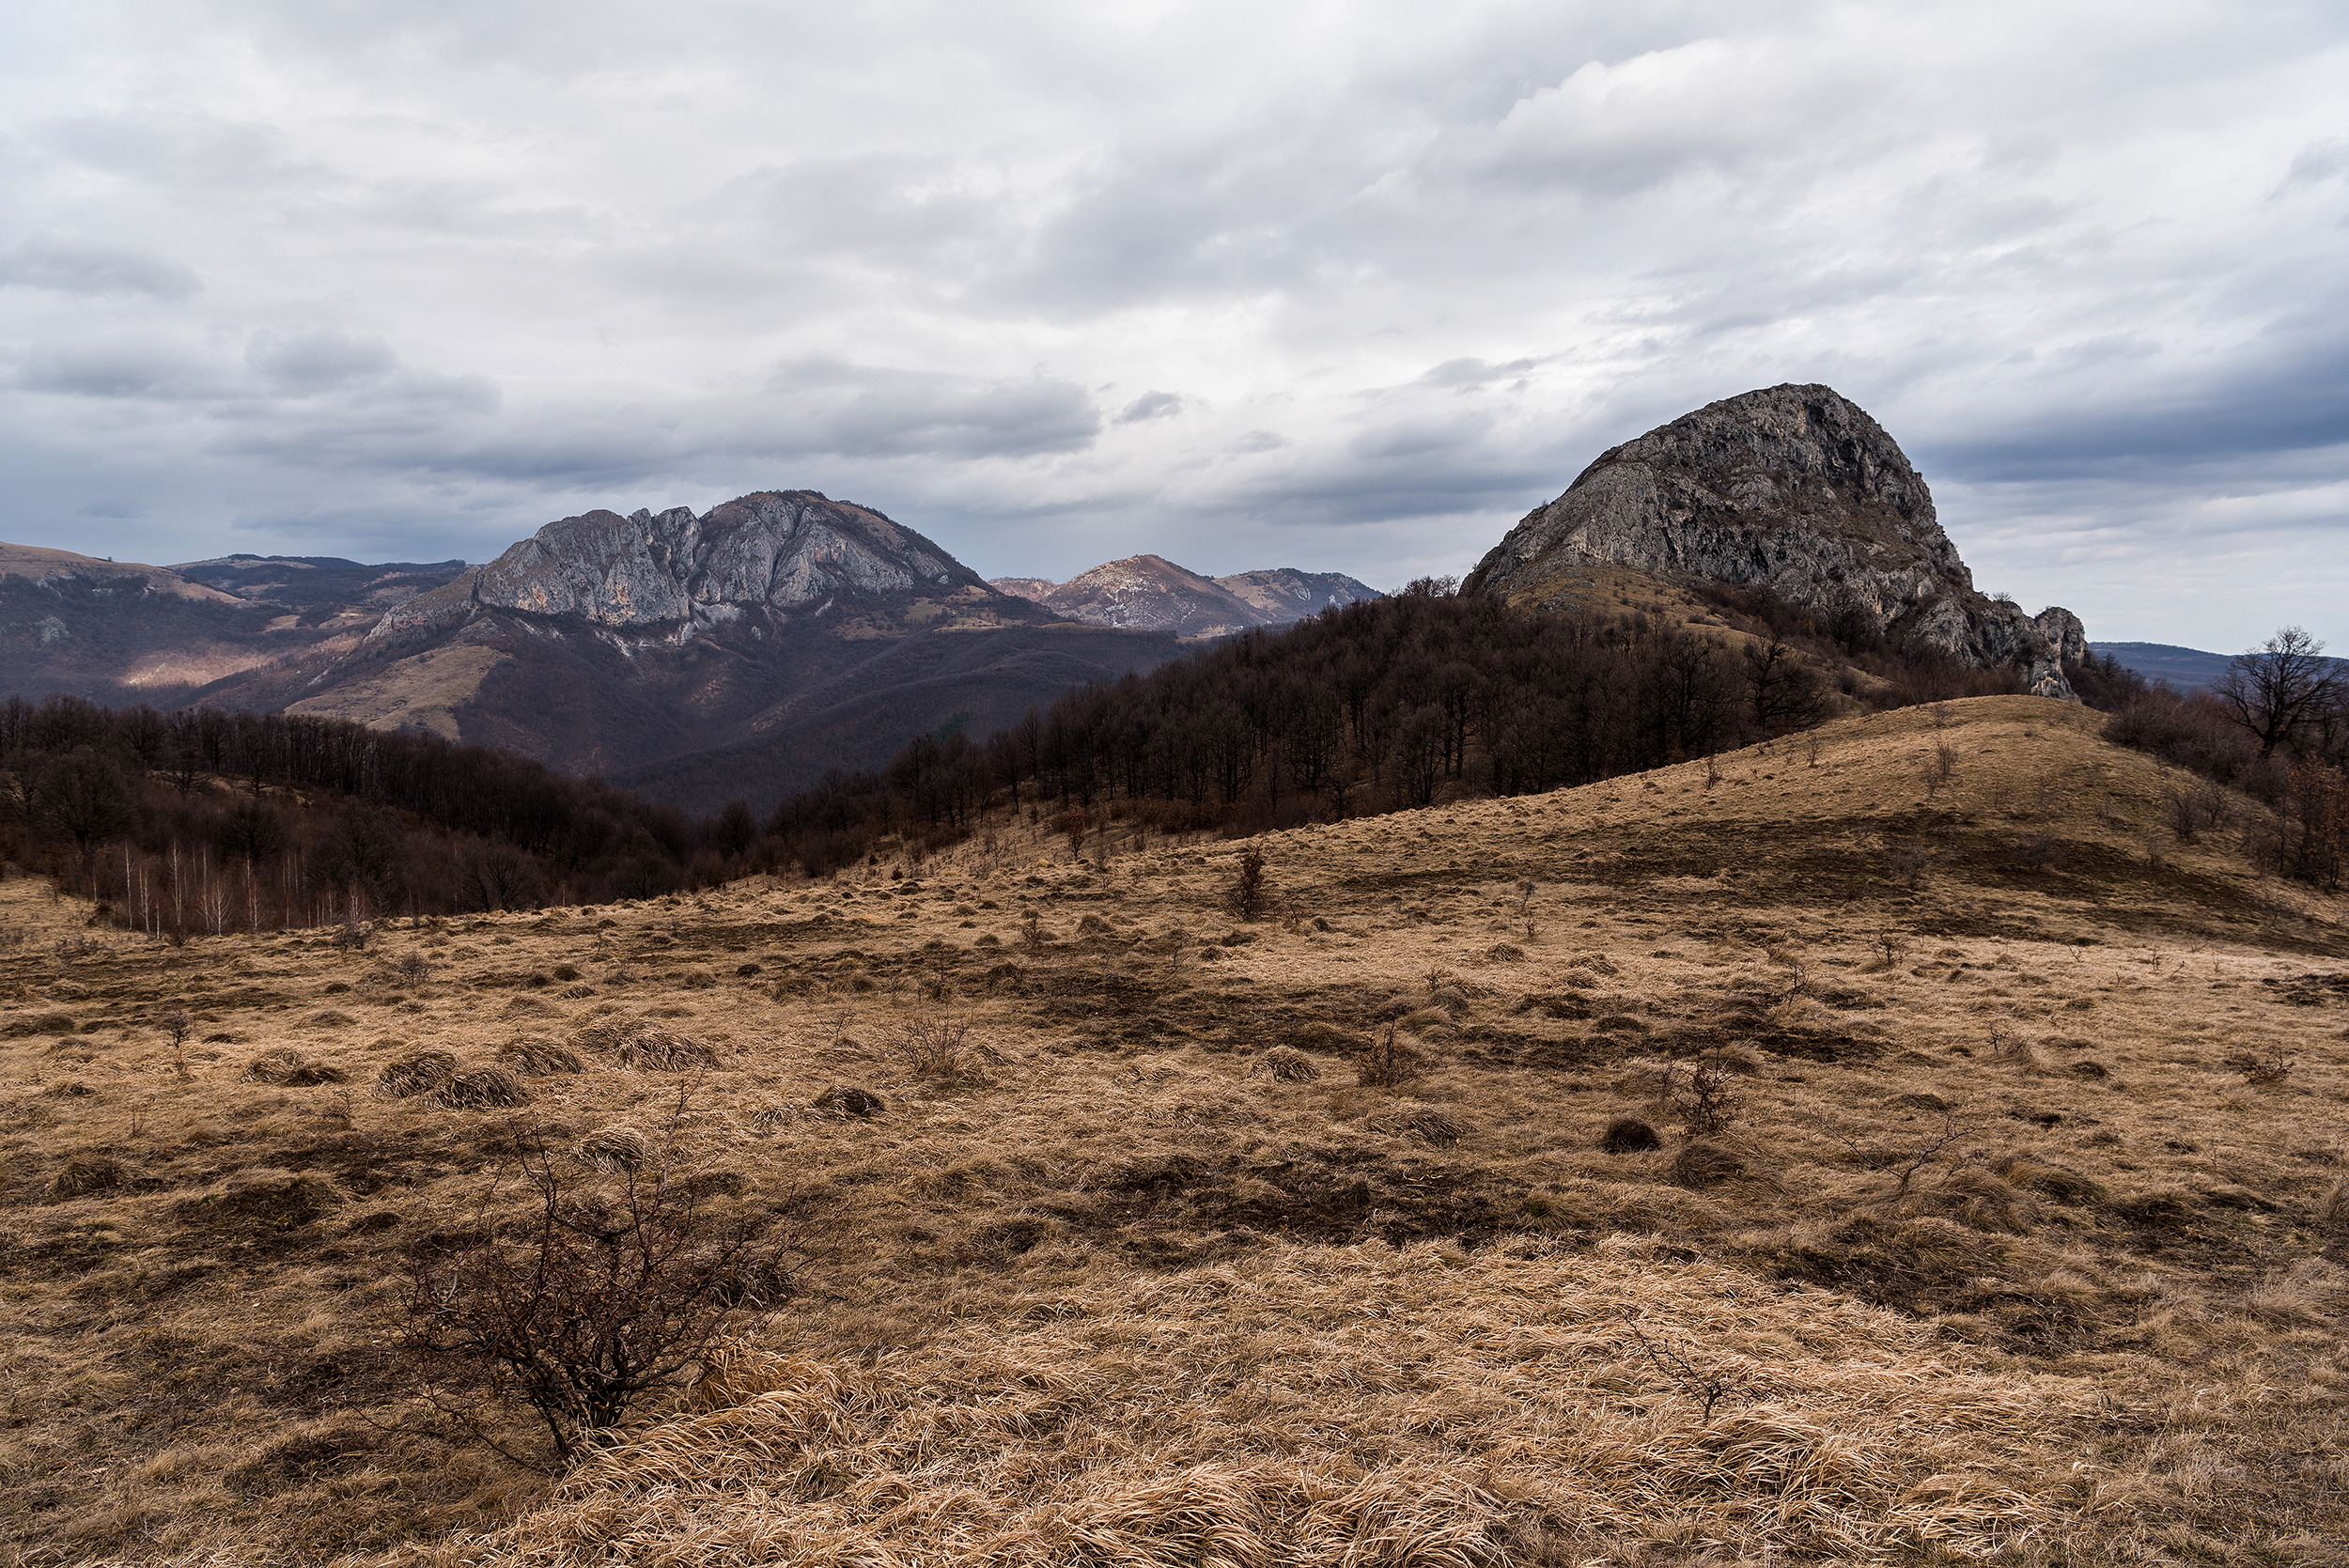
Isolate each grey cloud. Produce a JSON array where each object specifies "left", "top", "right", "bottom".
[
  {"left": 247, "top": 332, "right": 397, "bottom": 391},
  {"left": 40, "top": 112, "right": 303, "bottom": 193},
  {"left": 2282, "top": 136, "right": 2348, "bottom": 187},
  {"left": 14, "top": 340, "right": 217, "bottom": 399},
  {"left": 0, "top": 239, "right": 202, "bottom": 300},
  {"left": 1419, "top": 357, "right": 1541, "bottom": 388},
  {"left": 1920, "top": 328, "right": 2349, "bottom": 481},
  {"left": 0, "top": 1, "right": 2341, "bottom": 650},
  {"left": 766, "top": 358, "right": 1100, "bottom": 460},
  {"left": 729, "top": 155, "right": 1001, "bottom": 265},
  {"left": 1115, "top": 391, "right": 1184, "bottom": 423}
]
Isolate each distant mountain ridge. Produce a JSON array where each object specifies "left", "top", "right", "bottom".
[
  {"left": 174, "top": 491, "right": 1186, "bottom": 805},
  {"left": 171, "top": 553, "right": 469, "bottom": 615},
  {"left": 991, "top": 556, "right": 1381, "bottom": 637},
  {"left": 2093, "top": 642, "right": 2349, "bottom": 691},
  {"left": 0, "top": 543, "right": 468, "bottom": 700}
]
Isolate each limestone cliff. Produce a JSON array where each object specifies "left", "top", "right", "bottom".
[
  {"left": 1461, "top": 384, "right": 2085, "bottom": 700},
  {"left": 378, "top": 490, "right": 1019, "bottom": 642}
]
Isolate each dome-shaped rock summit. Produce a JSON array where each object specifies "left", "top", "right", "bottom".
[{"left": 1462, "top": 384, "right": 2084, "bottom": 699}]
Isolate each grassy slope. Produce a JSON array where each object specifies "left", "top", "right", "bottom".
[{"left": 3, "top": 694, "right": 2345, "bottom": 1566}]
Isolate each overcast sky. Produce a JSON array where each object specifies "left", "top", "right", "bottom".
[{"left": 2, "top": 1, "right": 2343, "bottom": 651}]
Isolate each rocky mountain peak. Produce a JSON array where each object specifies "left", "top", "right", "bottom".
[
  {"left": 466, "top": 490, "right": 991, "bottom": 629},
  {"left": 1035, "top": 555, "right": 1261, "bottom": 637},
  {"left": 1462, "top": 383, "right": 2085, "bottom": 699}
]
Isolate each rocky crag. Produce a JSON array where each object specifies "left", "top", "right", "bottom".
[
  {"left": 993, "top": 557, "right": 1381, "bottom": 638},
  {"left": 374, "top": 491, "right": 1025, "bottom": 644},
  {"left": 1462, "top": 384, "right": 2085, "bottom": 699}
]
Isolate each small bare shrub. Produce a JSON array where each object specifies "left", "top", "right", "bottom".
[
  {"left": 1931, "top": 741, "right": 1959, "bottom": 787},
  {"left": 1662, "top": 1048, "right": 1744, "bottom": 1137},
  {"left": 401, "top": 1109, "right": 799, "bottom": 1470},
  {"left": 1358, "top": 1025, "right": 1423, "bottom": 1089},
  {"left": 883, "top": 1015, "right": 997, "bottom": 1080},
  {"left": 164, "top": 1004, "right": 194, "bottom": 1079},
  {"left": 1619, "top": 1311, "right": 1757, "bottom": 1423},
  {"left": 2164, "top": 780, "right": 2233, "bottom": 841},
  {"left": 1887, "top": 841, "right": 1931, "bottom": 889},
  {"left": 1226, "top": 846, "right": 1269, "bottom": 922},
  {"left": 2230, "top": 1045, "right": 2295, "bottom": 1085},
  {"left": 1599, "top": 1116, "right": 1661, "bottom": 1154}
]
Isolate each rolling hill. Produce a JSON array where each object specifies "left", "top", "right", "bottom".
[{"left": 4, "top": 695, "right": 2342, "bottom": 1563}]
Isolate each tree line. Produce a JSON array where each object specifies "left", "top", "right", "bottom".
[
  {"left": 2100, "top": 627, "right": 2348, "bottom": 888},
  {"left": 0, "top": 695, "right": 766, "bottom": 932},
  {"left": 767, "top": 580, "right": 2089, "bottom": 876}
]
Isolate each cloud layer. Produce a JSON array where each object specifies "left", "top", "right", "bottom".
[{"left": 1, "top": 0, "right": 2343, "bottom": 649}]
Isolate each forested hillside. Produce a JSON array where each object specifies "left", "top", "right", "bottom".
[
  {"left": 770, "top": 579, "right": 2141, "bottom": 875},
  {"left": 0, "top": 696, "right": 752, "bottom": 933}
]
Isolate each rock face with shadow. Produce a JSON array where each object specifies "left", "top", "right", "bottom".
[{"left": 1462, "top": 383, "right": 2085, "bottom": 699}]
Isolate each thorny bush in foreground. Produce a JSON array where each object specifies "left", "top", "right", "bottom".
[{"left": 400, "top": 1094, "right": 803, "bottom": 1470}]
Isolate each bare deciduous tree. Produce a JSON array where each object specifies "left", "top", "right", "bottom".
[
  {"left": 401, "top": 1099, "right": 802, "bottom": 1469},
  {"left": 2214, "top": 627, "right": 2340, "bottom": 760}
]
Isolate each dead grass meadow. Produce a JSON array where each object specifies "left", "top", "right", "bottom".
[{"left": 4, "top": 696, "right": 2347, "bottom": 1566}]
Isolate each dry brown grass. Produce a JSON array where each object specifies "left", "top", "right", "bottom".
[{"left": 8, "top": 696, "right": 2349, "bottom": 1566}]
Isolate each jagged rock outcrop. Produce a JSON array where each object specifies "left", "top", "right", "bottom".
[
  {"left": 1462, "top": 384, "right": 2086, "bottom": 700},
  {"left": 381, "top": 491, "right": 1014, "bottom": 641}
]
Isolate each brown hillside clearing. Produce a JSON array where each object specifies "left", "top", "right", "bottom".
[{"left": 3, "top": 696, "right": 2344, "bottom": 1566}]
